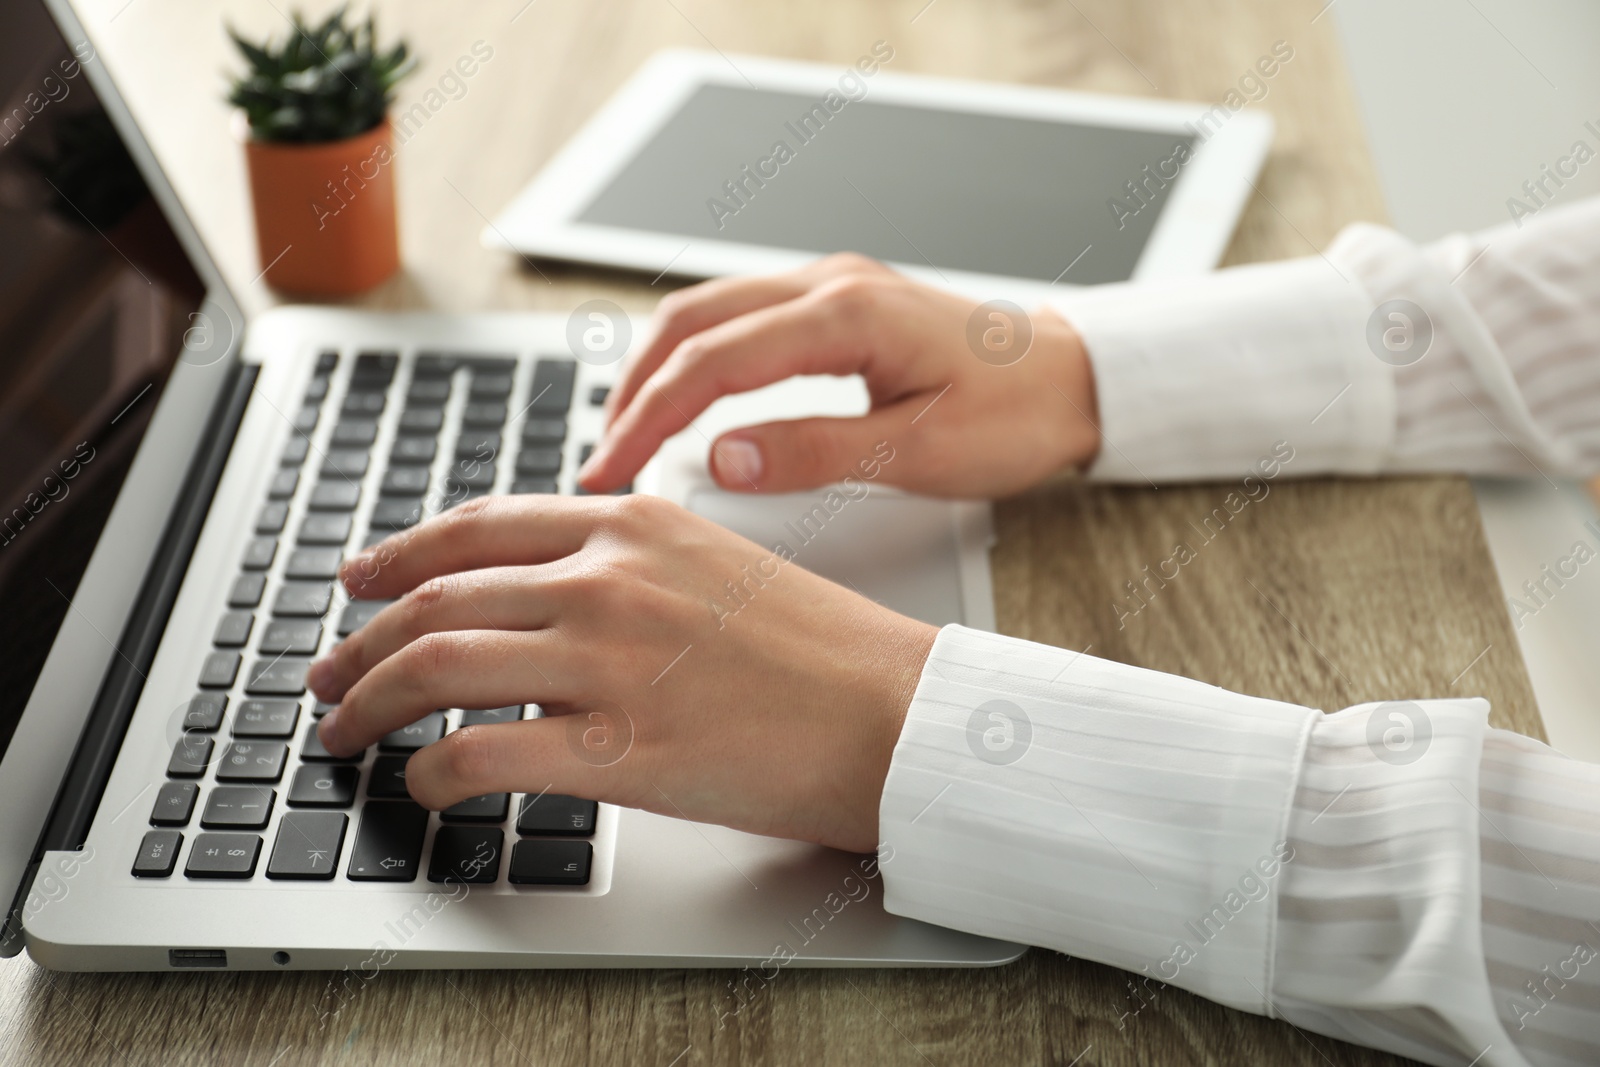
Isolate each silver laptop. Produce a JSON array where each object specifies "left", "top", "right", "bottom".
[{"left": 0, "top": 0, "right": 1020, "bottom": 972}]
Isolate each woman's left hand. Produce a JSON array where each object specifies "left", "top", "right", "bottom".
[{"left": 308, "top": 492, "right": 937, "bottom": 853}]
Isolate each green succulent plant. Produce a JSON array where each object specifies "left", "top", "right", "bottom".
[{"left": 226, "top": 6, "right": 415, "bottom": 144}]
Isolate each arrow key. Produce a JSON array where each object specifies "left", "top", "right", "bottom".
[{"left": 268, "top": 811, "right": 347, "bottom": 881}]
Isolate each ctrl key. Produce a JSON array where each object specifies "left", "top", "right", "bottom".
[
  {"left": 133, "top": 830, "right": 183, "bottom": 878},
  {"left": 185, "top": 833, "right": 261, "bottom": 879}
]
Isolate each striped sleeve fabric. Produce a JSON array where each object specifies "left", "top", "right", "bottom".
[
  {"left": 1051, "top": 196, "right": 1600, "bottom": 483},
  {"left": 880, "top": 626, "right": 1600, "bottom": 1067}
]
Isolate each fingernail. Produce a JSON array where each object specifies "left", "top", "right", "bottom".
[
  {"left": 714, "top": 437, "right": 763, "bottom": 488},
  {"left": 307, "top": 657, "right": 334, "bottom": 696},
  {"left": 317, "top": 710, "right": 340, "bottom": 748}
]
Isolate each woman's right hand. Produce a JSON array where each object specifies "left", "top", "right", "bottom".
[{"left": 577, "top": 254, "right": 1103, "bottom": 499}]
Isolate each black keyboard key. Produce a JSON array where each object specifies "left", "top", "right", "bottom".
[
  {"left": 310, "top": 481, "right": 361, "bottom": 511},
  {"left": 412, "top": 353, "right": 458, "bottom": 377},
  {"left": 303, "top": 375, "right": 330, "bottom": 402},
  {"left": 245, "top": 657, "right": 310, "bottom": 696},
  {"left": 213, "top": 611, "right": 254, "bottom": 649},
  {"left": 380, "top": 712, "right": 446, "bottom": 752},
  {"left": 201, "top": 786, "right": 275, "bottom": 829},
  {"left": 381, "top": 467, "right": 430, "bottom": 496},
  {"left": 446, "top": 461, "right": 496, "bottom": 492},
  {"left": 198, "top": 650, "right": 241, "bottom": 689},
  {"left": 285, "top": 547, "right": 342, "bottom": 580},
  {"left": 268, "top": 811, "right": 348, "bottom": 880},
  {"left": 455, "top": 431, "right": 501, "bottom": 459},
  {"left": 515, "top": 447, "right": 562, "bottom": 476},
  {"left": 460, "top": 705, "right": 523, "bottom": 727},
  {"left": 315, "top": 350, "right": 339, "bottom": 373},
  {"left": 366, "top": 755, "right": 411, "bottom": 797},
  {"left": 511, "top": 478, "right": 558, "bottom": 495},
  {"left": 301, "top": 729, "right": 364, "bottom": 763},
  {"left": 520, "top": 417, "right": 567, "bottom": 444},
  {"left": 256, "top": 501, "right": 289, "bottom": 534},
  {"left": 342, "top": 391, "right": 387, "bottom": 417},
  {"left": 407, "top": 378, "right": 452, "bottom": 404},
  {"left": 429, "top": 826, "right": 504, "bottom": 884},
  {"left": 337, "top": 599, "right": 390, "bottom": 636},
  {"left": 462, "top": 401, "right": 507, "bottom": 427},
  {"left": 575, "top": 480, "right": 631, "bottom": 497},
  {"left": 469, "top": 373, "right": 514, "bottom": 400},
  {"left": 293, "top": 405, "right": 320, "bottom": 434},
  {"left": 463, "top": 354, "right": 516, "bottom": 372},
  {"left": 321, "top": 449, "right": 370, "bottom": 478},
  {"left": 281, "top": 435, "right": 311, "bottom": 466},
  {"left": 516, "top": 794, "right": 597, "bottom": 837},
  {"left": 133, "top": 830, "right": 182, "bottom": 877},
  {"left": 185, "top": 832, "right": 261, "bottom": 878},
  {"left": 241, "top": 536, "right": 277, "bottom": 571},
  {"left": 268, "top": 469, "right": 300, "bottom": 499},
  {"left": 273, "top": 582, "right": 332, "bottom": 617},
  {"left": 346, "top": 801, "right": 428, "bottom": 881},
  {"left": 232, "top": 699, "right": 300, "bottom": 738},
  {"left": 352, "top": 351, "right": 398, "bottom": 380},
  {"left": 216, "top": 741, "right": 288, "bottom": 782},
  {"left": 150, "top": 782, "right": 198, "bottom": 827},
  {"left": 229, "top": 573, "right": 266, "bottom": 608},
  {"left": 508, "top": 839, "right": 591, "bottom": 885},
  {"left": 298, "top": 513, "right": 353, "bottom": 545},
  {"left": 331, "top": 420, "right": 378, "bottom": 447},
  {"left": 398, "top": 407, "right": 444, "bottom": 434},
  {"left": 589, "top": 385, "right": 610, "bottom": 407},
  {"left": 390, "top": 436, "right": 437, "bottom": 465},
  {"left": 313, "top": 701, "right": 337, "bottom": 719},
  {"left": 168, "top": 735, "right": 215, "bottom": 778},
  {"left": 183, "top": 693, "right": 227, "bottom": 732},
  {"left": 579, "top": 443, "right": 595, "bottom": 466},
  {"left": 527, "top": 359, "right": 576, "bottom": 413},
  {"left": 259, "top": 618, "right": 322, "bottom": 655},
  {"left": 442, "top": 793, "right": 510, "bottom": 823},
  {"left": 369, "top": 498, "right": 423, "bottom": 530},
  {"left": 287, "top": 765, "right": 359, "bottom": 807}
]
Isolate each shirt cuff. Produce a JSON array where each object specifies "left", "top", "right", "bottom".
[
  {"left": 1049, "top": 257, "right": 1394, "bottom": 483},
  {"left": 878, "top": 624, "right": 1318, "bottom": 1016}
]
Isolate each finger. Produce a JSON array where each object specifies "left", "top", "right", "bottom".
[
  {"left": 606, "top": 276, "right": 810, "bottom": 426},
  {"left": 340, "top": 494, "right": 602, "bottom": 599},
  {"left": 708, "top": 401, "right": 922, "bottom": 493},
  {"left": 606, "top": 253, "right": 890, "bottom": 426},
  {"left": 403, "top": 717, "right": 616, "bottom": 810},
  {"left": 317, "top": 629, "right": 575, "bottom": 756},
  {"left": 308, "top": 565, "right": 563, "bottom": 702},
  {"left": 579, "top": 279, "right": 890, "bottom": 493}
]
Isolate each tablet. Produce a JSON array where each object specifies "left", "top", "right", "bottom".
[{"left": 485, "top": 50, "right": 1273, "bottom": 297}]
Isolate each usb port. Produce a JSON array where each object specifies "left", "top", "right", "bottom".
[{"left": 168, "top": 949, "right": 227, "bottom": 968}]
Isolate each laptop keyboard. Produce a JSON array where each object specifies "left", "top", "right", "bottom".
[{"left": 131, "top": 348, "right": 618, "bottom": 887}]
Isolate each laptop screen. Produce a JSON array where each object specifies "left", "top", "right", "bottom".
[{"left": 0, "top": 0, "right": 205, "bottom": 762}]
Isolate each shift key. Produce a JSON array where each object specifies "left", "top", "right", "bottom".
[{"left": 346, "top": 801, "right": 428, "bottom": 882}]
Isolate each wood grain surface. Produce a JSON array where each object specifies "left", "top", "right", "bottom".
[{"left": 0, "top": 0, "right": 1542, "bottom": 1065}]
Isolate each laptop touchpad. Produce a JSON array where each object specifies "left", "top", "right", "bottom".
[{"left": 686, "top": 490, "right": 968, "bottom": 627}]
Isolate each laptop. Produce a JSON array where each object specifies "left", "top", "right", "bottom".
[{"left": 0, "top": 0, "right": 1021, "bottom": 971}]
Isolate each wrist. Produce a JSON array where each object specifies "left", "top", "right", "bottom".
[{"left": 1034, "top": 304, "right": 1101, "bottom": 472}]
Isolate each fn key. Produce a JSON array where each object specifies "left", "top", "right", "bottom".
[{"left": 346, "top": 802, "right": 428, "bottom": 881}]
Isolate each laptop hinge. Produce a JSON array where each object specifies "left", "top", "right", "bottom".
[{"left": 1, "top": 360, "right": 258, "bottom": 957}]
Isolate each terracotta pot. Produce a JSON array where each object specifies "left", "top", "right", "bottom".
[{"left": 241, "top": 118, "right": 400, "bottom": 296}]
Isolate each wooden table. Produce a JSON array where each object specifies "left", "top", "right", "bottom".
[{"left": 2, "top": 1, "right": 1544, "bottom": 1064}]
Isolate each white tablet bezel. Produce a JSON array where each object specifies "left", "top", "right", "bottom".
[{"left": 485, "top": 49, "right": 1274, "bottom": 299}]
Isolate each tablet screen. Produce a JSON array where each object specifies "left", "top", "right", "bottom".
[{"left": 577, "top": 84, "right": 1192, "bottom": 285}]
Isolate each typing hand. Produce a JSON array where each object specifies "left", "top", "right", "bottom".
[
  {"left": 306, "top": 493, "right": 936, "bottom": 852},
  {"left": 578, "top": 253, "right": 1102, "bottom": 498}
]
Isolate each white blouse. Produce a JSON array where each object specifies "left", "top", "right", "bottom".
[{"left": 878, "top": 197, "right": 1600, "bottom": 1067}]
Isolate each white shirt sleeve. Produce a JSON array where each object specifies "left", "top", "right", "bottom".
[
  {"left": 880, "top": 626, "right": 1600, "bottom": 1067},
  {"left": 1050, "top": 197, "right": 1600, "bottom": 483}
]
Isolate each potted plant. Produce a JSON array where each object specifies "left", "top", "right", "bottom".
[{"left": 227, "top": 7, "right": 414, "bottom": 296}]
